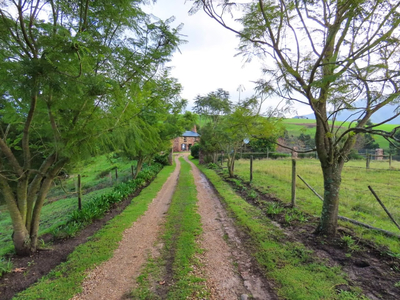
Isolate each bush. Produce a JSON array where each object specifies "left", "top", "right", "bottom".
[
  {"left": 154, "top": 153, "right": 170, "bottom": 166},
  {"left": 348, "top": 149, "right": 364, "bottom": 160},
  {"left": 269, "top": 152, "right": 291, "bottom": 159},
  {"left": 190, "top": 143, "right": 200, "bottom": 159}
]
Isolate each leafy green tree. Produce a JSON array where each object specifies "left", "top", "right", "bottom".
[
  {"left": 193, "top": 88, "right": 232, "bottom": 123},
  {"left": 248, "top": 137, "right": 276, "bottom": 153},
  {"left": 298, "top": 134, "right": 316, "bottom": 151},
  {"left": 0, "top": 0, "right": 182, "bottom": 255},
  {"left": 200, "top": 97, "right": 282, "bottom": 176},
  {"left": 191, "top": 0, "right": 400, "bottom": 236}
]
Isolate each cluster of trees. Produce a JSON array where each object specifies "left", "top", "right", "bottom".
[
  {"left": 0, "top": 0, "right": 194, "bottom": 255},
  {"left": 191, "top": 0, "right": 400, "bottom": 236},
  {"left": 193, "top": 89, "right": 282, "bottom": 177}
]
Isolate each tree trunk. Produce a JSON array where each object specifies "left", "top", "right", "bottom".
[
  {"left": 316, "top": 162, "right": 344, "bottom": 236},
  {"left": 0, "top": 156, "right": 66, "bottom": 255},
  {"left": 134, "top": 156, "right": 144, "bottom": 179}
]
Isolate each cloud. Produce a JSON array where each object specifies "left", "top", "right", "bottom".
[{"left": 144, "top": 0, "right": 266, "bottom": 109}]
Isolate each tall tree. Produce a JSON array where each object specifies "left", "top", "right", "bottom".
[
  {"left": 191, "top": 0, "right": 400, "bottom": 236},
  {"left": 0, "top": 0, "right": 182, "bottom": 255},
  {"left": 193, "top": 88, "right": 233, "bottom": 123}
]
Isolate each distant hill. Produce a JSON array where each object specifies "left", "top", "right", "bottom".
[{"left": 298, "top": 103, "right": 400, "bottom": 124}]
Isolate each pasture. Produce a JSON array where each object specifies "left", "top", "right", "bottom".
[
  {"left": 282, "top": 118, "right": 399, "bottom": 150},
  {"left": 234, "top": 157, "right": 400, "bottom": 253}
]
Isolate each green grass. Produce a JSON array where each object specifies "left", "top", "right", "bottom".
[
  {"left": 0, "top": 187, "right": 113, "bottom": 257},
  {"left": 197, "top": 161, "right": 367, "bottom": 300},
  {"left": 0, "top": 153, "right": 136, "bottom": 257},
  {"left": 12, "top": 164, "right": 175, "bottom": 300},
  {"left": 233, "top": 158, "right": 400, "bottom": 254},
  {"left": 131, "top": 158, "right": 208, "bottom": 300},
  {"left": 47, "top": 153, "right": 136, "bottom": 200},
  {"left": 282, "top": 118, "right": 400, "bottom": 149}
]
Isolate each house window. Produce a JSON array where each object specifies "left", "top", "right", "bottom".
[
  {"left": 181, "top": 143, "right": 186, "bottom": 151},
  {"left": 184, "top": 137, "right": 187, "bottom": 142}
]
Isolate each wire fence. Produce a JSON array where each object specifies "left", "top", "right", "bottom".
[{"left": 233, "top": 154, "right": 400, "bottom": 234}]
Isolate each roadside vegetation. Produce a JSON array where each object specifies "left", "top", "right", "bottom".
[
  {"left": 131, "top": 158, "right": 208, "bottom": 299},
  {"left": 0, "top": 154, "right": 137, "bottom": 257},
  {"left": 233, "top": 158, "right": 400, "bottom": 255},
  {"left": 197, "top": 161, "right": 368, "bottom": 300},
  {"left": 12, "top": 164, "right": 175, "bottom": 300}
]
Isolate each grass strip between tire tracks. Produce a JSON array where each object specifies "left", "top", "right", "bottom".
[
  {"left": 12, "top": 164, "right": 175, "bottom": 300},
  {"left": 196, "top": 161, "right": 368, "bottom": 300},
  {"left": 131, "top": 158, "right": 209, "bottom": 299}
]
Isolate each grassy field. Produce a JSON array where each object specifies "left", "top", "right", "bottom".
[
  {"left": 0, "top": 153, "right": 137, "bottom": 257},
  {"left": 233, "top": 157, "right": 400, "bottom": 254},
  {"left": 282, "top": 118, "right": 399, "bottom": 150}
]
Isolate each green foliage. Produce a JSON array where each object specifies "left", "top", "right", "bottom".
[
  {"left": 193, "top": 88, "right": 232, "bottom": 121},
  {"left": 249, "top": 137, "right": 277, "bottom": 152},
  {"left": 265, "top": 202, "right": 285, "bottom": 215},
  {"left": 53, "top": 164, "right": 162, "bottom": 239},
  {"left": 0, "top": 258, "right": 13, "bottom": 277},
  {"left": 154, "top": 152, "right": 170, "bottom": 166},
  {"left": 341, "top": 235, "right": 360, "bottom": 253},
  {"left": 348, "top": 149, "right": 364, "bottom": 160},
  {"left": 206, "top": 163, "right": 219, "bottom": 170},
  {"left": 190, "top": 143, "right": 200, "bottom": 159}
]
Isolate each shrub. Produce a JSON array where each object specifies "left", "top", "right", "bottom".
[
  {"left": 190, "top": 143, "right": 200, "bottom": 159},
  {"left": 348, "top": 149, "right": 364, "bottom": 160},
  {"left": 154, "top": 153, "right": 170, "bottom": 166}
]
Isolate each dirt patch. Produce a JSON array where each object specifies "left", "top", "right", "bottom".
[
  {"left": 71, "top": 157, "right": 181, "bottom": 300},
  {"left": 0, "top": 174, "right": 159, "bottom": 300},
  {"left": 220, "top": 171, "right": 400, "bottom": 300},
  {"left": 185, "top": 156, "right": 277, "bottom": 300}
]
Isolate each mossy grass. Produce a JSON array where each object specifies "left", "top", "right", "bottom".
[
  {"left": 196, "top": 160, "right": 367, "bottom": 300},
  {"left": 131, "top": 158, "right": 209, "bottom": 300},
  {"left": 12, "top": 164, "right": 175, "bottom": 300},
  {"left": 233, "top": 158, "right": 400, "bottom": 254}
]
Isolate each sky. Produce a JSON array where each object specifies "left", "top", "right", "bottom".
[{"left": 144, "top": 0, "right": 312, "bottom": 116}]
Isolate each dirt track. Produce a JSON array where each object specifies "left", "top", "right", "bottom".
[{"left": 71, "top": 154, "right": 274, "bottom": 299}]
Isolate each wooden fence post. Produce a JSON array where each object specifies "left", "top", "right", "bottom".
[
  {"left": 250, "top": 155, "right": 253, "bottom": 182},
  {"left": 366, "top": 154, "right": 370, "bottom": 169},
  {"left": 291, "top": 159, "right": 296, "bottom": 207},
  {"left": 78, "top": 174, "right": 82, "bottom": 210},
  {"left": 389, "top": 154, "right": 392, "bottom": 169}
]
